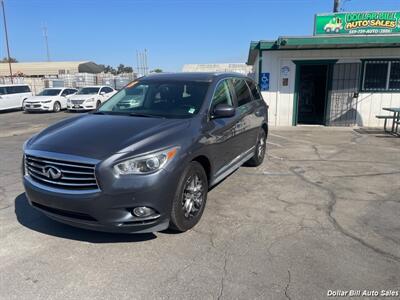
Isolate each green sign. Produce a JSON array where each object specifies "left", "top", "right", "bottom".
[{"left": 314, "top": 11, "right": 400, "bottom": 35}]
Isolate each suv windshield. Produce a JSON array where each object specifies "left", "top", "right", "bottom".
[
  {"left": 77, "top": 87, "right": 100, "bottom": 95},
  {"left": 37, "top": 89, "right": 61, "bottom": 96},
  {"left": 98, "top": 80, "right": 209, "bottom": 118}
]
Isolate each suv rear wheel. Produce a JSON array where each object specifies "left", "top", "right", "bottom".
[
  {"left": 245, "top": 129, "right": 266, "bottom": 167},
  {"left": 169, "top": 161, "right": 208, "bottom": 232}
]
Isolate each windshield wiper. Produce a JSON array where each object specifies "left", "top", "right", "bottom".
[{"left": 129, "top": 112, "right": 165, "bottom": 118}]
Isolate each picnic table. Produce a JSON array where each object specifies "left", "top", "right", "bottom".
[{"left": 382, "top": 107, "right": 400, "bottom": 134}]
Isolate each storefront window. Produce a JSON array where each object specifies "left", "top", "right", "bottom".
[
  {"left": 362, "top": 60, "right": 400, "bottom": 92},
  {"left": 389, "top": 62, "right": 400, "bottom": 90}
]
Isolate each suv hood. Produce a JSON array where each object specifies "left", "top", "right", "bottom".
[
  {"left": 26, "top": 96, "right": 55, "bottom": 103},
  {"left": 27, "top": 114, "right": 190, "bottom": 160}
]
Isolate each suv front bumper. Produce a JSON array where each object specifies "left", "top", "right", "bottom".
[{"left": 23, "top": 167, "right": 180, "bottom": 233}]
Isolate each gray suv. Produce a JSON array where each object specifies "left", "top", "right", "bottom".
[{"left": 23, "top": 73, "right": 268, "bottom": 233}]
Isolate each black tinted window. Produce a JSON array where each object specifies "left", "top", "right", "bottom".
[
  {"left": 246, "top": 80, "right": 261, "bottom": 100},
  {"left": 232, "top": 79, "right": 252, "bottom": 107},
  {"left": 22, "top": 85, "right": 31, "bottom": 92},
  {"left": 5, "top": 85, "right": 30, "bottom": 94},
  {"left": 104, "top": 87, "right": 113, "bottom": 93}
]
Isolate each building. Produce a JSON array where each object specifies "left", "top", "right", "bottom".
[
  {"left": 247, "top": 11, "right": 400, "bottom": 127},
  {"left": 0, "top": 61, "right": 103, "bottom": 77},
  {"left": 182, "top": 63, "right": 253, "bottom": 75}
]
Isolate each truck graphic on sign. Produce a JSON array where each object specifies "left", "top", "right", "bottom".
[{"left": 324, "top": 17, "right": 343, "bottom": 33}]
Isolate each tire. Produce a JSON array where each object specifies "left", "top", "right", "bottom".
[
  {"left": 22, "top": 100, "right": 27, "bottom": 112},
  {"left": 96, "top": 100, "right": 101, "bottom": 109},
  {"left": 245, "top": 129, "right": 266, "bottom": 167},
  {"left": 53, "top": 101, "right": 61, "bottom": 113},
  {"left": 169, "top": 161, "right": 208, "bottom": 232}
]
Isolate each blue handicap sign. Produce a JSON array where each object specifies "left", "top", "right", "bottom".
[{"left": 260, "top": 73, "right": 270, "bottom": 91}]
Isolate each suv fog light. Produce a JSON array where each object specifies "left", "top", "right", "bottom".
[{"left": 132, "top": 206, "right": 155, "bottom": 217}]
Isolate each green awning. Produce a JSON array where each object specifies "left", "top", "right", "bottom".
[{"left": 247, "top": 35, "right": 400, "bottom": 65}]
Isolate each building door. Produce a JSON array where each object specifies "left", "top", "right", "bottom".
[
  {"left": 297, "top": 64, "right": 328, "bottom": 125},
  {"left": 327, "top": 63, "right": 361, "bottom": 126}
]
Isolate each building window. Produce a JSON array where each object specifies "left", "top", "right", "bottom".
[{"left": 362, "top": 60, "right": 400, "bottom": 92}]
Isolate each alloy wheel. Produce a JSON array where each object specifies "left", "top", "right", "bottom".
[
  {"left": 182, "top": 174, "right": 204, "bottom": 219},
  {"left": 258, "top": 137, "right": 266, "bottom": 159}
]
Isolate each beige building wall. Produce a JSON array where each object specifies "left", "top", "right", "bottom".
[{"left": 258, "top": 48, "right": 400, "bottom": 127}]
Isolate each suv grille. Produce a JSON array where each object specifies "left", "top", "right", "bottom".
[{"left": 25, "top": 154, "right": 99, "bottom": 190}]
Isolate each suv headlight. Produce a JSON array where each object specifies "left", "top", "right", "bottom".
[
  {"left": 86, "top": 98, "right": 95, "bottom": 103},
  {"left": 113, "top": 147, "right": 178, "bottom": 175},
  {"left": 41, "top": 100, "right": 52, "bottom": 103}
]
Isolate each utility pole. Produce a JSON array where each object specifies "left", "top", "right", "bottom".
[
  {"left": 1, "top": 0, "right": 13, "bottom": 83},
  {"left": 333, "top": 0, "right": 340, "bottom": 12},
  {"left": 42, "top": 24, "right": 50, "bottom": 61}
]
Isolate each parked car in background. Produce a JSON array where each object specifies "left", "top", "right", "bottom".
[
  {"left": 67, "top": 86, "right": 116, "bottom": 111},
  {"left": 22, "top": 72, "right": 268, "bottom": 233},
  {"left": 24, "top": 88, "right": 77, "bottom": 113},
  {"left": 0, "top": 84, "right": 32, "bottom": 111}
]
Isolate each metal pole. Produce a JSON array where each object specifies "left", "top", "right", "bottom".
[
  {"left": 1, "top": 0, "right": 13, "bottom": 83},
  {"left": 333, "top": 0, "right": 340, "bottom": 12}
]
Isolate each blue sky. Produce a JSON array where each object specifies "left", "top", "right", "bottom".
[{"left": 1, "top": 0, "right": 399, "bottom": 71}]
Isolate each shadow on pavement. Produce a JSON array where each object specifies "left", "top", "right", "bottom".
[{"left": 14, "top": 193, "right": 156, "bottom": 243}]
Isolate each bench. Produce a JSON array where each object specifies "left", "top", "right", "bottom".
[{"left": 375, "top": 115, "right": 394, "bottom": 132}]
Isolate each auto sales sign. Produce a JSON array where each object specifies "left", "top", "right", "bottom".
[{"left": 314, "top": 11, "right": 400, "bottom": 35}]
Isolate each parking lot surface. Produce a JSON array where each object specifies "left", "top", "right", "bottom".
[{"left": 0, "top": 110, "right": 399, "bottom": 300}]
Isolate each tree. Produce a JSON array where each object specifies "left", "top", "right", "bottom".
[
  {"left": 117, "top": 64, "right": 133, "bottom": 74},
  {"left": 151, "top": 68, "right": 163, "bottom": 73},
  {"left": 0, "top": 57, "right": 17, "bottom": 63},
  {"left": 100, "top": 63, "right": 133, "bottom": 75},
  {"left": 122, "top": 66, "right": 133, "bottom": 73}
]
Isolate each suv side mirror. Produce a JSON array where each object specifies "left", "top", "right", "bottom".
[
  {"left": 100, "top": 91, "right": 106, "bottom": 96},
  {"left": 212, "top": 103, "right": 235, "bottom": 118}
]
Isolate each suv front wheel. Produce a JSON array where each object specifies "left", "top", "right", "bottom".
[{"left": 169, "top": 161, "right": 208, "bottom": 232}]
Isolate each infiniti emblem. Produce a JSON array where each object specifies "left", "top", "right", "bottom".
[{"left": 43, "top": 165, "right": 62, "bottom": 180}]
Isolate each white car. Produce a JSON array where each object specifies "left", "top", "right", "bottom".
[
  {"left": 0, "top": 84, "right": 32, "bottom": 111},
  {"left": 67, "top": 86, "right": 116, "bottom": 111},
  {"left": 24, "top": 88, "right": 77, "bottom": 112}
]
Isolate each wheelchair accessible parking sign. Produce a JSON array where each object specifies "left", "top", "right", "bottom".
[{"left": 260, "top": 73, "right": 270, "bottom": 91}]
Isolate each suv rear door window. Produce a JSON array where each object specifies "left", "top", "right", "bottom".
[{"left": 232, "top": 78, "right": 252, "bottom": 107}]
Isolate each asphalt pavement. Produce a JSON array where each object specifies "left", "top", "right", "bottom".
[{"left": 0, "top": 110, "right": 399, "bottom": 300}]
